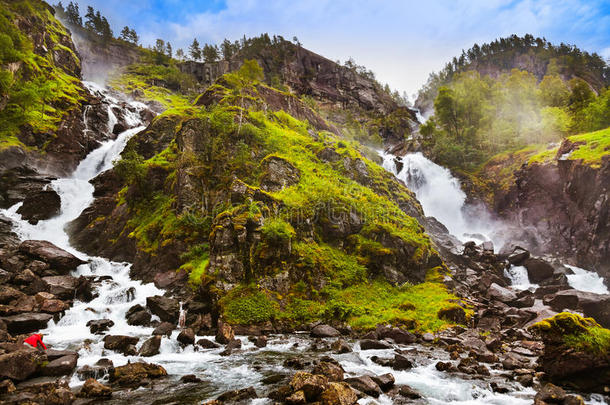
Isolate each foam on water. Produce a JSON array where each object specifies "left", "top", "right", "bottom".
[
  {"left": 504, "top": 265, "right": 538, "bottom": 291},
  {"left": 565, "top": 265, "right": 609, "bottom": 294}
]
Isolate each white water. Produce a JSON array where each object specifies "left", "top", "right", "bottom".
[
  {"left": 504, "top": 265, "right": 538, "bottom": 291},
  {"left": 565, "top": 265, "right": 609, "bottom": 294}
]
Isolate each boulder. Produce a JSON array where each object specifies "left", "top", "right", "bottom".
[
  {"left": 437, "top": 306, "right": 468, "bottom": 324},
  {"left": 254, "top": 335, "right": 267, "bottom": 348},
  {"left": 127, "top": 309, "right": 152, "bottom": 326},
  {"left": 16, "top": 190, "right": 61, "bottom": 224},
  {"left": 39, "top": 298, "right": 68, "bottom": 313},
  {"left": 290, "top": 372, "right": 329, "bottom": 401},
  {"left": 146, "top": 295, "right": 180, "bottom": 323},
  {"left": 217, "top": 386, "right": 257, "bottom": 402},
  {"left": 319, "top": 382, "right": 358, "bottom": 405},
  {"left": 109, "top": 361, "right": 167, "bottom": 388},
  {"left": 1, "top": 312, "right": 52, "bottom": 334},
  {"left": 42, "top": 275, "right": 78, "bottom": 299},
  {"left": 543, "top": 292, "right": 579, "bottom": 312},
  {"left": 87, "top": 319, "right": 114, "bottom": 334},
  {"left": 260, "top": 156, "right": 300, "bottom": 192},
  {"left": 311, "top": 324, "right": 341, "bottom": 338},
  {"left": 344, "top": 375, "right": 382, "bottom": 398},
  {"left": 507, "top": 247, "right": 530, "bottom": 265},
  {"left": 331, "top": 338, "right": 352, "bottom": 353},
  {"left": 139, "top": 335, "right": 161, "bottom": 357},
  {"left": 524, "top": 258, "right": 555, "bottom": 283},
  {"left": 152, "top": 321, "right": 175, "bottom": 336},
  {"left": 180, "top": 374, "right": 202, "bottom": 383},
  {"left": 77, "top": 378, "right": 112, "bottom": 398},
  {"left": 215, "top": 321, "right": 234, "bottom": 344},
  {"left": 19, "top": 240, "right": 86, "bottom": 272},
  {"left": 392, "top": 354, "right": 413, "bottom": 370},
  {"left": 371, "top": 373, "right": 395, "bottom": 391},
  {"left": 312, "top": 361, "right": 344, "bottom": 382},
  {"left": 534, "top": 383, "right": 566, "bottom": 403},
  {"left": 197, "top": 338, "right": 221, "bottom": 349},
  {"left": 177, "top": 328, "right": 195, "bottom": 345},
  {"left": 0, "top": 348, "right": 47, "bottom": 381},
  {"left": 103, "top": 335, "right": 139, "bottom": 354},
  {"left": 487, "top": 283, "right": 518, "bottom": 303},
  {"left": 41, "top": 354, "right": 78, "bottom": 376},
  {"left": 360, "top": 339, "right": 392, "bottom": 350},
  {"left": 376, "top": 325, "right": 417, "bottom": 343}
]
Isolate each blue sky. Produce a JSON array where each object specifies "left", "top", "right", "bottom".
[{"left": 69, "top": 0, "right": 610, "bottom": 97}]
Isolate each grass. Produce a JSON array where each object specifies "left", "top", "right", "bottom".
[{"left": 566, "top": 127, "right": 610, "bottom": 168}]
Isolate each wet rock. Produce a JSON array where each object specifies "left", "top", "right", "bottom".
[
  {"left": 217, "top": 386, "right": 258, "bottom": 402},
  {"left": 319, "top": 382, "right": 358, "bottom": 405},
  {"left": 344, "top": 375, "right": 382, "bottom": 398},
  {"left": 16, "top": 190, "right": 61, "bottom": 224},
  {"left": 391, "top": 353, "right": 414, "bottom": 370},
  {"left": 1, "top": 312, "right": 52, "bottom": 334},
  {"left": 177, "top": 328, "right": 195, "bottom": 345},
  {"left": 197, "top": 338, "right": 221, "bottom": 349},
  {"left": 438, "top": 306, "right": 468, "bottom": 324},
  {"left": 394, "top": 385, "right": 422, "bottom": 399},
  {"left": 126, "top": 304, "right": 152, "bottom": 326},
  {"left": 435, "top": 361, "right": 455, "bottom": 372},
  {"left": 41, "top": 354, "right": 78, "bottom": 376},
  {"left": 487, "top": 283, "right": 518, "bottom": 303},
  {"left": 534, "top": 383, "right": 566, "bottom": 403},
  {"left": 109, "top": 361, "right": 167, "bottom": 388},
  {"left": 152, "top": 321, "right": 175, "bottom": 336},
  {"left": 512, "top": 294, "right": 535, "bottom": 308},
  {"left": 331, "top": 338, "right": 352, "bottom": 353},
  {"left": 371, "top": 373, "right": 395, "bottom": 391},
  {"left": 422, "top": 332, "right": 435, "bottom": 342},
  {"left": 284, "top": 357, "right": 307, "bottom": 369},
  {"left": 524, "top": 258, "right": 555, "bottom": 283},
  {"left": 39, "top": 298, "right": 68, "bottom": 314},
  {"left": 286, "top": 390, "right": 307, "bottom": 404},
  {"left": 0, "top": 347, "right": 47, "bottom": 380},
  {"left": 376, "top": 325, "right": 417, "bottom": 344},
  {"left": 103, "top": 335, "right": 139, "bottom": 355},
  {"left": 311, "top": 324, "right": 341, "bottom": 338},
  {"left": 0, "top": 379, "right": 15, "bottom": 394},
  {"left": 312, "top": 361, "right": 344, "bottom": 382},
  {"left": 146, "top": 295, "right": 180, "bottom": 323},
  {"left": 290, "top": 372, "right": 329, "bottom": 402},
  {"left": 507, "top": 247, "right": 530, "bottom": 265},
  {"left": 139, "top": 335, "right": 161, "bottom": 357},
  {"left": 46, "top": 349, "right": 78, "bottom": 361},
  {"left": 86, "top": 318, "right": 114, "bottom": 334},
  {"left": 490, "top": 382, "right": 510, "bottom": 393},
  {"left": 254, "top": 335, "right": 267, "bottom": 348},
  {"left": 0, "top": 285, "right": 24, "bottom": 304},
  {"left": 19, "top": 240, "right": 86, "bottom": 272},
  {"left": 215, "top": 321, "right": 234, "bottom": 344},
  {"left": 262, "top": 374, "right": 286, "bottom": 385},
  {"left": 360, "top": 339, "right": 392, "bottom": 350},
  {"left": 42, "top": 275, "right": 77, "bottom": 299},
  {"left": 77, "top": 378, "right": 112, "bottom": 398},
  {"left": 180, "top": 374, "right": 202, "bottom": 383}
]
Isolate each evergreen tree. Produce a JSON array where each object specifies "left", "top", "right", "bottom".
[
  {"left": 84, "top": 6, "right": 96, "bottom": 31},
  {"left": 100, "top": 16, "right": 113, "bottom": 43},
  {"left": 166, "top": 42, "right": 172, "bottom": 58},
  {"left": 120, "top": 26, "right": 131, "bottom": 41},
  {"left": 221, "top": 39, "right": 234, "bottom": 60},
  {"left": 175, "top": 48, "right": 184, "bottom": 60},
  {"left": 129, "top": 29, "right": 139, "bottom": 45},
  {"left": 202, "top": 44, "right": 219, "bottom": 63},
  {"left": 65, "top": 2, "right": 81, "bottom": 26},
  {"left": 189, "top": 38, "right": 201, "bottom": 61}
]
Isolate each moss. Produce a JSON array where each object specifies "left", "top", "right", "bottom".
[
  {"left": 531, "top": 312, "right": 610, "bottom": 355},
  {"left": 565, "top": 127, "right": 610, "bottom": 168},
  {"left": 221, "top": 285, "right": 279, "bottom": 324}
]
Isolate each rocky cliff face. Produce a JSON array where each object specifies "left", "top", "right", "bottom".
[{"left": 477, "top": 137, "right": 610, "bottom": 280}]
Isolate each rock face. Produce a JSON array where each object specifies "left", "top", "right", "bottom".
[
  {"left": 0, "top": 348, "right": 47, "bottom": 381},
  {"left": 479, "top": 139, "right": 610, "bottom": 281}
]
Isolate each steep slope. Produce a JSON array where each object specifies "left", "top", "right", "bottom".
[{"left": 68, "top": 65, "right": 468, "bottom": 332}]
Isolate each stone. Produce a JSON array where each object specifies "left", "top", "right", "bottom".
[
  {"left": 103, "top": 335, "right": 139, "bottom": 354},
  {"left": 286, "top": 390, "right": 307, "bottom": 405},
  {"left": 422, "top": 332, "right": 435, "bottom": 342},
  {"left": 139, "top": 335, "right": 162, "bottom": 357},
  {"left": 217, "top": 386, "right": 257, "bottom": 402},
  {"left": 19, "top": 240, "right": 86, "bottom": 272},
  {"left": 1, "top": 312, "right": 52, "bottom": 334},
  {"left": 152, "top": 321, "right": 175, "bottom": 336},
  {"left": 376, "top": 325, "right": 417, "bottom": 344},
  {"left": 396, "top": 385, "right": 422, "bottom": 399},
  {"left": 344, "top": 375, "right": 382, "bottom": 398},
  {"left": 311, "top": 324, "right": 341, "bottom": 338},
  {"left": 312, "top": 361, "right": 344, "bottom": 382},
  {"left": 371, "top": 373, "right": 395, "bottom": 391},
  {"left": 360, "top": 339, "right": 392, "bottom": 350},
  {"left": 534, "top": 383, "right": 566, "bottom": 403},
  {"left": 331, "top": 338, "right": 352, "bottom": 353},
  {"left": 319, "top": 382, "right": 358, "bottom": 405},
  {"left": 177, "top": 328, "right": 195, "bottom": 345},
  {"left": 507, "top": 247, "right": 530, "bottom": 265},
  {"left": 392, "top": 354, "right": 413, "bottom": 370},
  {"left": 437, "top": 306, "right": 468, "bottom": 324},
  {"left": 0, "top": 348, "right": 46, "bottom": 381},
  {"left": 488, "top": 283, "right": 518, "bottom": 303},
  {"left": 109, "top": 361, "right": 168, "bottom": 388},
  {"left": 197, "top": 338, "right": 220, "bottom": 349},
  {"left": 41, "top": 354, "right": 78, "bottom": 376},
  {"left": 146, "top": 295, "right": 180, "bottom": 323},
  {"left": 524, "top": 258, "right": 555, "bottom": 283},
  {"left": 42, "top": 275, "right": 77, "bottom": 299},
  {"left": 260, "top": 156, "right": 300, "bottom": 192},
  {"left": 181, "top": 374, "right": 202, "bottom": 383},
  {"left": 254, "top": 335, "right": 267, "bottom": 348},
  {"left": 126, "top": 308, "right": 152, "bottom": 326},
  {"left": 290, "top": 372, "right": 329, "bottom": 401},
  {"left": 39, "top": 298, "right": 68, "bottom": 313},
  {"left": 16, "top": 190, "right": 61, "bottom": 224},
  {"left": 77, "top": 378, "right": 112, "bottom": 398},
  {"left": 86, "top": 318, "right": 114, "bottom": 334},
  {"left": 215, "top": 321, "right": 234, "bottom": 344}
]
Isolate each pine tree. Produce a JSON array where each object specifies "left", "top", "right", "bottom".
[
  {"left": 129, "top": 29, "right": 139, "bottom": 45},
  {"left": 189, "top": 38, "right": 201, "bottom": 61},
  {"left": 176, "top": 49, "right": 184, "bottom": 61},
  {"left": 166, "top": 42, "right": 172, "bottom": 58},
  {"left": 120, "top": 26, "right": 131, "bottom": 42},
  {"left": 221, "top": 39, "right": 234, "bottom": 60},
  {"left": 84, "top": 6, "right": 96, "bottom": 31},
  {"left": 202, "top": 44, "right": 219, "bottom": 63},
  {"left": 65, "top": 2, "right": 82, "bottom": 26}
]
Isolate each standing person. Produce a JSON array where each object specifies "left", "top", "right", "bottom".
[{"left": 24, "top": 333, "right": 47, "bottom": 351}]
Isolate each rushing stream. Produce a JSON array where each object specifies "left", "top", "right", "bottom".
[{"left": 0, "top": 83, "right": 607, "bottom": 403}]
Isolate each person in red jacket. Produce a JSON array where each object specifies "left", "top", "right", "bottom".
[{"left": 24, "top": 334, "right": 47, "bottom": 351}]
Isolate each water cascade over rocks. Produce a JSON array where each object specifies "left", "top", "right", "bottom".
[{"left": 0, "top": 84, "right": 607, "bottom": 403}]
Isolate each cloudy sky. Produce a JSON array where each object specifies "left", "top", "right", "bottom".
[{"left": 70, "top": 0, "right": 610, "bottom": 98}]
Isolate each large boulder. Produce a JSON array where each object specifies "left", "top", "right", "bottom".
[
  {"left": 146, "top": 295, "right": 180, "bottom": 323},
  {"left": 16, "top": 190, "right": 61, "bottom": 224},
  {"left": 0, "top": 348, "right": 47, "bottom": 381},
  {"left": 77, "top": 378, "right": 112, "bottom": 398},
  {"left": 19, "top": 240, "right": 86, "bottom": 272},
  {"left": 289, "top": 372, "right": 329, "bottom": 402},
  {"left": 152, "top": 321, "right": 175, "bottom": 336},
  {"left": 1, "top": 312, "right": 52, "bottom": 334},
  {"left": 344, "top": 375, "right": 382, "bottom": 398},
  {"left": 177, "top": 328, "right": 195, "bottom": 345},
  {"left": 319, "top": 382, "right": 358, "bottom": 405},
  {"left": 139, "top": 335, "right": 162, "bottom": 357},
  {"left": 524, "top": 258, "right": 555, "bottom": 283},
  {"left": 487, "top": 283, "right": 518, "bottom": 303},
  {"left": 87, "top": 319, "right": 114, "bottom": 334},
  {"left": 42, "top": 275, "right": 78, "bottom": 299},
  {"left": 215, "top": 321, "right": 234, "bottom": 344},
  {"left": 41, "top": 354, "right": 78, "bottom": 376},
  {"left": 311, "top": 324, "right": 340, "bottom": 338},
  {"left": 103, "top": 335, "right": 139, "bottom": 355},
  {"left": 109, "top": 361, "right": 167, "bottom": 388}
]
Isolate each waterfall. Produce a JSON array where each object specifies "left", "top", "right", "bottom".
[
  {"left": 565, "top": 265, "right": 609, "bottom": 294},
  {"left": 503, "top": 265, "right": 538, "bottom": 291}
]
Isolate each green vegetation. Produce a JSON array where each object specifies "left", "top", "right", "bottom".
[
  {"left": 566, "top": 127, "right": 610, "bottom": 168},
  {"left": 531, "top": 312, "right": 610, "bottom": 356},
  {"left": 221, "top": 285, "right": 279, "bottom": 324},
  {"left": 0, "top": 0, "right": 84, "bottom": 149}
]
